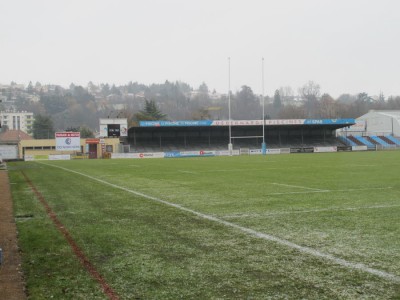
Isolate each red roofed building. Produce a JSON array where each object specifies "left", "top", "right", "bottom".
[{"left": 0, "top": 130, "right": 33, "bottom": 144}]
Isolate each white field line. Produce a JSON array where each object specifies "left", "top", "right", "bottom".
[
  {"left": 196, "top": 167, "right": 303, "bottom": 173},
  {"left": 40, "top": 162, "right": 400, "bottom": 283},
  {"left": 267, "top": 186, "right": 393, "bottom": 196},
  {"left": 347, "top": 164, "right": 377, "bottom": 167},
  {"left": 223, "top": 204, "right": 400, "bottom": 219},
  {"left": 270, "top": 182, "right": 328, "bottom": 192},
  {"left": 178, "top": 170, "right": 198, "bottom": 175}
]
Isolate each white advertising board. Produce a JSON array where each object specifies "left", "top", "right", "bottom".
[
  {"left": 111, "top": 152, "right": 164, "bottom": 159},
  {"left": 250, "top": 149, "right": 262, "bottom": 155},
  {"left": 56, "top": 132, "right": 81, "bottom": 151},
  {"left": 0, "top": 145, "right": 18, "bottom": 160},
  {"left": 314, "top": 146, "right": 337, "bottom": 153},
  {"left": 250, "top": 149, "right": 281, "bottom": 155},
  {"left": 352, "top": 145, "right": 368, "bottom": 151},
  {"left": 215, "top": 150, "right": 240, "bottom": 156},
  {"left": 266, "top": 149, "right": 281, "bottom": 154}
]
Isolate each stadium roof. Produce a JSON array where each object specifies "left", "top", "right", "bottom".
[{"left": 137, "top": 119, "right": 355, "bottom": 131}]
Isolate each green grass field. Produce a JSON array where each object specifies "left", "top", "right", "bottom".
[{"left": 8, "top": 151, "right": 400, "bottom": 299}]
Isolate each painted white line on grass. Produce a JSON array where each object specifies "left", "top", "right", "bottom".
[
  {"left": 267, "top": 187, "right": 393, "bottom": 196},
  {"left": 41, "top": 162, "right": 400, "bottom": 283},
  {"left": 206, "top": 167, "right": 303, "bottom": 173},
  {"left": 268, "top": 191, "right": 328, "bottom": 195},
  {"left": 270, "top": 182, "right": 329, "bottom": 192},
  {"left": 178, "top": 170, "right": 198, "bottom": 175},
  {"left": 223, "top": 204, "right": 400, "bottom": 219},
  {"left": 333, "top": 187, "right": 393, "bottom": 193},
  {"left": 347, "top": 164, "right": 377, "bottom": 167}
]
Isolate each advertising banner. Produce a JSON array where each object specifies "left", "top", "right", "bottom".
[
  {"left": 304, "top": 119, "right": 355, "bottom": 125},
  {"left": 250, "top": 149, "right": 262, "bottom": 155},
  {"left": 139, "top": 118, "right": 356, "bottom": 127},
  {"left": 314, "top": 146, "right": 337, "bottom": 153},
  {"left": 250, "top": 149, "right": 281, "bottom": 155},
  {"left": 140, "top": 120, "right": 213, "bottom": 127},
  {"left": 352, "top": 145, "right": 368, "bottom": 151},
  {"left": 266, "top": 149, "right": 281, "bottom": 154},
  {"left": 265, "top": 119, "right": 305, "bottom": 125},
  {"left": 111, "top": 152, "right": 164, "bottom": 159},
  {"left": 164, "top": 150, "right": 215, "bottom": 158},
  {"left": 0, "top": 145, "right": 18, "bottom": 160},
  {"left": 55, "top": 132, "right": 81, "bottom": 151},
  {"left": 24, "top": 155, "right": 34, "bottom": 161},
  {"left": 212, "top": 120, "right": 264, "bottom": 126}
]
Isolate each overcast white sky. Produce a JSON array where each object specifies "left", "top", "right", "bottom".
[{"left": 1, "top": 0, "right": 400, "bottom": 98}]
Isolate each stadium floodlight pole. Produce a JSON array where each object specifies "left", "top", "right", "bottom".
[
  {"left": 228, "top": 57, "right": 233, "bottom": 156},
  {"left": 261, "top": 57, "right": 267, "bottom": 155}
]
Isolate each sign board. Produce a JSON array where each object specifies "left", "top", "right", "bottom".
[
  {"left": 139, "top": 119, "right": 356, "bottom": 127},
  {"left": 352, "top": 145, "right": 368, "bottom": 151},
  {"left": 85, "top": 138, "right": 100, "bottom": 144},
  {"left": 0, "top": 145, "right": 18, "bottom": 160},
  {"left": 99, "top": 118, "right": 128, "bottom": 137},
  {"left": 314, "top": 146, "right": 337, "bottom": 153},
  {"left": 55, "top": 132, "right": 81, "bottom": 151},
  {"left": 111, "top": 152, "right": 165, "bottom": 159}
]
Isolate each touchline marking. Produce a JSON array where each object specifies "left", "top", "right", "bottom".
[
  {"left": 21, "top": 171, "right": 119, "bottom": 300},
  {"left": 41, "top": 162, "right": 400, "bottom": 283},
  {"left": 270, "top": 182, "right": 328, "bottom": 192},
  {"left": 223, "top": 204, "right": 400, "bottom": 219}
]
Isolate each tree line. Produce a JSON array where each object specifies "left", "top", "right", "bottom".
[{"left": 2, "top": 80, "right": 400, "bottom": 139}]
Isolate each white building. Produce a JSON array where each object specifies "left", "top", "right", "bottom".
[
  {"left": 339, "top": 110, "right": 400, "bottom": 137},
  {"left": 0, "top": 111, "right": 34, "bottom": 134}
]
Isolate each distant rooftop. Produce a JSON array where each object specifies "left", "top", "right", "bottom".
[{"left": 0, "top": 130, "right": 33, "bottom": 143}]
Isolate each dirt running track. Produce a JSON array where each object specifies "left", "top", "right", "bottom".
[{"left": 0, "top": 169, "right": 26, "bottom": 299}]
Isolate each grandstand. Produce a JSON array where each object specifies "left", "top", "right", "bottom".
[
  {"left": 340, "top": 134, "right": 400, "bottom": 149},
  {"left": 125, "top": 119, "right": 355, "bottom": 153}
]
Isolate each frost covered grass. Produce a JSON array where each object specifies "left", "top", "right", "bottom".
[{"left": 9, "top": 151, "right": 400, "bottom": 299}]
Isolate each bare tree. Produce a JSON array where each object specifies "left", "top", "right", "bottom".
[
  {"left": 279, "top": 104, "right": 306, "bottom": 119},
  {"left": 278, "top": 86, "right": 294, "bottom": 105},
  {"left": 319, "top": 94, "right": 338, "bottom": 118},
  {"left": 299, "top": 81, "right": 321, "bottom": 118}
]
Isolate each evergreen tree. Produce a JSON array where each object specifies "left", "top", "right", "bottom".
[
  {"left": 135, "top": 99, "right": 167, "bottom": 121},
  {"left": 32, "top": 114, "right": 55, "bottom": 139}
]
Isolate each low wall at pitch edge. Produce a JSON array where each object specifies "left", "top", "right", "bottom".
[
  {"left": 22, "top": 146, "right": 371, "bottom": 161},
  {"left": 110, "top": 146, "right": 368, "bottom": 160}
]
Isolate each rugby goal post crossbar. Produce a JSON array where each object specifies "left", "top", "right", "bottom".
[
  {"left": 231, "top": 135, "right": 265, "bottom": 155},
  {"left": 231, "top": 136, "right": 264, "bottom": 139},
  {"left": 229, "top": 136, "right": 266, "bottom": 156}
]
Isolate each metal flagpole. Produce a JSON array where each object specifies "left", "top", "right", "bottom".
[
  {"left": 228, "top": 57, "right": 233, "bottom": 155},
  {"left": 261, "top": 57, "right": 267, "bottom": 155}
]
